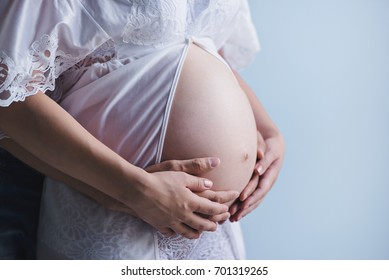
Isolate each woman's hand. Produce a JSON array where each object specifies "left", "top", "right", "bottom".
[
  {"left": 146, "top": 157, "right": 239, "bottom": 223},
  {"left": 131, "top": 168, "right": 237, "bottom": 239},
  {"left": 0, "top": 93, "right": 236, "bottom": 239},
  {"left": 1, "top": 134, "right": 234, "bottom": 239},
  {"left": 229, "top": 131, "right": 284, "bottom": 222},
  {"left": 228, "top": 68, "right": 285, "bottom": 222},
  {"left": 144, "top": 157, "right": 238, "bottom": 238}
]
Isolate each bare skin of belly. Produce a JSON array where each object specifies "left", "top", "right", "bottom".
[{"left": 162, "top": 44, "right": 257, "bottom": 206}]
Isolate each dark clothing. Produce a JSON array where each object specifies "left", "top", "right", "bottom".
[{"left": 0, "top": 148, "right": 44, "bottom": 259}]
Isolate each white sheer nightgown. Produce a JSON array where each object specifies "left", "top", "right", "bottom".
[{"left": 0, "top": 0, "right": 260, "bottom": 259}]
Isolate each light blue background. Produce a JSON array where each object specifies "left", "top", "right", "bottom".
[{"left": 240, "top": 0, "right": 389, "bottom": 259}]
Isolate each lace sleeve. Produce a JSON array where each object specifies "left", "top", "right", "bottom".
[
  {"left": 219, "top": 0, "right": 260, "bottom": 71},
  {"left": 0, "top": 35, "right": 80, "bottom": 107},
  {"left": 0, "top": 0, "right": 110, "bottom": 140}
]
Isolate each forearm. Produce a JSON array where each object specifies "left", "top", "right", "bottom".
[
  {"left": 0, "top": 137, "right": 135, "bottom": 215},
  {"left": 0, "top": 91, "right": 233, "bottom": 237},
  {"left": 0, "top": 91, "right": 147, "bottom": 206}
]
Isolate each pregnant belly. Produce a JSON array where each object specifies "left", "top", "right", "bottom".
[{"left": 162, "top": 44, "right": 257, "bottom": 200}]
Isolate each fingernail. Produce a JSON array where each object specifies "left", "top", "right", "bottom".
[
  {"left": 256, "top": 165, "right": 263, "bottom": 175},
  {"left": 239, "top": 192, "right": 246, "bottom": 201},
  {"left": 209, "top": 157, "right": 220, "bottom": 168},
  {"left": 204, "top": 179, "right": 213, "bottom": 188}
]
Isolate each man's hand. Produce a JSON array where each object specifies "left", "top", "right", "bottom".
[{"left": 145, "top": 157, "right": 238, "bottom": 237}]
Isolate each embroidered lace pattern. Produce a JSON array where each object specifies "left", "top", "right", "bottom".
[
  {"left": 38, "top": 184, "right": 156, "bottom": 260},
  {"left": 38, "top": 183, "right": 237, "bottom": 259},
  {"left": 122, "top": 0, "right": 185, "bottom": 46},
  {"left": 52, "top": 39, "right": 117, "bottom": 101},
  {"left": 120, "top": 0, "right": 239, "bottom": 47},
  {"left": 0, "top": 1, "right": 252, "bottom": 109},
  {"left": 0, "top": 34, "right": 84, "bottom": 107},
  {"left": 22, "top": 0, "right": 255, "bottom": 259},
  {"left": 157, "top": 224, "right": 236, "bottom": 259},
  {"left": 186, "top": 0, "right": 239, "bottom": 39},
  {"left": 70, "top": 39, "right": 116, "bottom": 71}
]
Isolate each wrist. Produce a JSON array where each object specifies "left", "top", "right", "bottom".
[
  {"left": 258, "top": 125, "right": 281, "bottom": 140},
  {"left": 116, "top": 163, "right": 152, "bottom": 206}
]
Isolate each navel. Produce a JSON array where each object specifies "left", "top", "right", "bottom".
[{"left": 242, "top": 152, "right": 249, "bottom": 162}]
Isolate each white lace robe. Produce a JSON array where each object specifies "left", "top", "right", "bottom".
[{"left": 0, "top": 0, "right": 260, "bottom": 259}]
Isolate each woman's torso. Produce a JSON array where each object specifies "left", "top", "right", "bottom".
[
  {"left": 162, "top": 42, "right": 257, "bottom": 197},
  {"left": 37, "top": 0, "right": 258, "bottom": 259},
  {"left": 58, "top": 0, "right": 258, "bottom": 192}
]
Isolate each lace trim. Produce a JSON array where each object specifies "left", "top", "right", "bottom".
[
  {"left": 38, "top": 182, "right": 238, "bottom": 259},
  {"left": 0, "top": 34, "right": 83, "bottom": 107},
  {"left": 157, "top": 223, "right": 236, "bottom": 260},
  {"left": 186, "top": 0, "right": 237, "bottom": 38},
  {"left": 67, "top": 39, "right": 116, "bottom": 71},
  {"left": 122, "top": 0, "right": 184, "bottom": 47},
  {"left": 51, "top": 39, "right": 117, "bottom": 102}
]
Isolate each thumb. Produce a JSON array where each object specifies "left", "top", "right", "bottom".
[
  {"left": 145, "top": 157, "right": 220, "bottom": 175},
  {"left": 180, "top": 157, "right": 220, "bottom": 175},
  {"left": 255, "top": 147, "right": 275, "bottom": 176},
  {"left": 185, "top": 174, "right": 214, "bottom": 192},
  {"left": 257, "top": 131, "right": 266, "bottom": 160}
]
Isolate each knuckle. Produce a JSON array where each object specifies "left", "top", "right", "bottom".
[
  {"left": 206, "top": 190, "right": 215, "bottom": 197},
  {"left": 165, "top": 160, "right": 174, "bottom": 170},
  {"left": 180, "top": 230, "right": 189, "bottom": 238},
  {"left": 191, "top": 177, "right": 203, "bottom": 190},
  {"left": 208, "top": 215, "right": 217, "bottom": 222},
  {"left": 205, "top": 206, "right": 216, "bottom": 216},
  {"left": 208, "top": 204, "right": 225, "bottom": 216},
  {"left": 196, "top": 179, "right": 202, "bottom": 189},
  {"left": 182, "top": 230, "right": 197, "bottom": 239},
  {"left": 209, "top": 223, "right": 217, "bottom": 232},
  {"left": 184, "top": 200, "right": 195, "bottom": 211},
  {"left": 173, "top": 160, "right": 183, "bottom": 171},
  {"left": 202, "top": 221, "right": 213, "bottom": 231},
  {"left": 176, "top": 160, "right": 186, "bottom": 172},
  {"left": 191, "top": 158, "right": 204, "bottom": 171},
  {"left": 214, "top": 194, "right": 223, "bottom": 203},
  {"left": 200, "top": 190, "right": 211, "bottom": 199}
]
